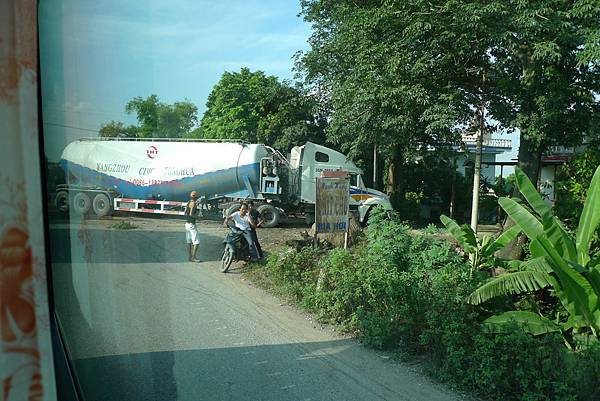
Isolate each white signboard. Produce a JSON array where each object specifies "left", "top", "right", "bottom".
[{"left": 315, "top": 175, "right": 349, "bottom": 234}]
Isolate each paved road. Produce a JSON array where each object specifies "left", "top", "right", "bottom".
[{"left": 49, "top": 217, "right": 468, "bottom": 401}]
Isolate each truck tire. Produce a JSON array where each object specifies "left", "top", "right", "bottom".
[
  {"left": 361, "top": 207, "right": 373, "bottom": 227},
  {"left": 257, "top": 204, "right": 280, "bottom": 228},
  {"left": 305, "top": 212, "right": 315, "bottom": 226},
  {"left": 92, "top": 193, "right": 112, "bottom": 217},
  {"left": 55, "top": 191, "right": 69, "bottom": 212},
  {"left": 72, "top": 192, "right": 91, "bottom": 215},
  {"left": 224, "top": 203, "right": 240, "bottom": 219}
]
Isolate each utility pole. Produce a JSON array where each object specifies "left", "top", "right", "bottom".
[
  {"left": 470, "top": 127, "right": 483, "bottom": 233},
  {"left": 470, "top": 70, "right": 486, "bottom": 234},
  {"left": 373, "top": 144, "right": 377, "bottom": 189}
]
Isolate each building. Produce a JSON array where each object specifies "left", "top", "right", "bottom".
[{"left": 454, "top": 132, "right": 512, "bottom": 184}]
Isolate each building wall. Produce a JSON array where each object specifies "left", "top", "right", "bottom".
[
  {"left": 540, "top": 165, "right": 558, "bottom": 205},
  {"left": 454, "top": 153, "right": 498, "bottom": 184}
]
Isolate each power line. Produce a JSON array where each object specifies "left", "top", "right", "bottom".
[{"left": 44, "top": 122, "right": 99, "bottom": 133}]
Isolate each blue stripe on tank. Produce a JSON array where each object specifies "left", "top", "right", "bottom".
[{"left": 59, "top": 159, "right": 261, "bottom": 201}]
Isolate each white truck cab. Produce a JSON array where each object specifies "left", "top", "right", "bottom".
[{"left": 289, "top": 142, "right": 393, "bottom": 223}]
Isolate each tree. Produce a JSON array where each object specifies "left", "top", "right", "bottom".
[
  {"left": 572, "top": 0, "right": 600, "bottom": 68},
  {"left": 200, "top": 67, "right": 326, "bottom": 151},
  {"left": 98, "top": 120, "right": 139, "bottom": 138},
  {"left": 99, "top": 95, "right": 199, "bottom": 139},
  {"left": 484, "top": 1, "right": 600, "bottom": 186},
  {"left": 125, "top": 95, "right": 199, "bottom": 138},
  {"left": 297, "top": 1, "right": 488, "bottom": 207},
  {"left": 298, "top": 0, "right": 599, "bottom": 206}
]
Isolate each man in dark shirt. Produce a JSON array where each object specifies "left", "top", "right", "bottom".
[
  {"left": 248, "top": 201, "right": 264, "bottom": 260},
  {"left": 184, "top": 191, "right": 200, "bottom": 262}
]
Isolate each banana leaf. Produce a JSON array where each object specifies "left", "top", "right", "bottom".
[
  {"left": 440, "top": 214, "right": 476, "bottom": 252},
  {"left": 513, "top": 168, "right": 576, "bottom": 260},
  {"left": 466, "top": 269, "right": 553, "bottom": 305},
  {"left": 545, "top": 221, "right": 577, "bottom": 261},
  {"left": 535, "top": 235, "right": 600, "bottom": 332},
  {"left": 587, "top": 265, "right": 600, "bottom": 302},
  {"left": 576, "top": 165, "right": 600, "bottom": 267},
  {"left": 514, "top": 167, "right": 554, "bottom": 227},
  {"left": 482, "top": 311, "right": 562, "bottom": 336},
  {"left": 498, "top": 197, "right": 543, "bottom": 240},
  {"left": 482, "top": 223, "right": 522, "bottom": 256}
]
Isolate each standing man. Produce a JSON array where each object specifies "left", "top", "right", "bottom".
[
  {"left": 225, "top": 202, "right": 259, "bottom": 262},
  {"left": 248, "top": 201, "right": 264, "bottom": 260},
  {"left": 184, "top": 191, "right": 201, "bottom": 262}
]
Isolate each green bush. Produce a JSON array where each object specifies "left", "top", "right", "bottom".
[
  {"left": 250, "top": 204, "right": 600, "bottom": 401},
  {"left": 564, "top": 342, "right": 600, "bottom": 401},
  {"left": 303, "top": 248, "right": 361, "bottom": 326},
  {"left": 263, "top": 246, "right": 322, "bottom": 302}
]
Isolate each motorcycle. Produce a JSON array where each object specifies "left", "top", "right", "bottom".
[{"left": 221, "top": 226, "right": 251, "bottom": 273}]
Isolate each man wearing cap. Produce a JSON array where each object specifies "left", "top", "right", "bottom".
[{"left": 184, "top": 191, "right": 201, "bottom": 262}]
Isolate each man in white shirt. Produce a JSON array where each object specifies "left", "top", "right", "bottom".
[
  {"left": 184, "top": 191, "right": 201, "bottom": 262},
  {"left": 225, "top": 202, "right": 259, "bottom": 261}
]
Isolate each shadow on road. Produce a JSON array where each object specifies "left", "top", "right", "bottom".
[
  {"left": 49, "top": 227, "right": 225, "bottom": 264},
  {"left": 72, "top": 339, "right": 430, "bottom": 401}
]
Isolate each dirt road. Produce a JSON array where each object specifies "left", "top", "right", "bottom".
[{"left": 49, "top": 214, "right": 470, "bottom": 401}]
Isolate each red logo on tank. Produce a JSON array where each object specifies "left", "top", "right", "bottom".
[{"left": 146, "top": 145, "right": 158, "bottom": 159}]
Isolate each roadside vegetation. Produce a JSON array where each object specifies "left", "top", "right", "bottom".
[{"left": 246, "top": 164, "right": 600, "bottom": 401}]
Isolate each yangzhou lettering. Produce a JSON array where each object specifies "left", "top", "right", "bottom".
[{"left": 96, "top": 163, "right": 131, "bottom": 173}]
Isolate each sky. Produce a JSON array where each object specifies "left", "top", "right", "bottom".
[
  {"left": 38, "top": 0, "right": 518, "bottom": 165},
  {"left": 39, "top": 0, "right": 311, "bottom": 161}
]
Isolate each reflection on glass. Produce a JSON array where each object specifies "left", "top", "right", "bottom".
[{"left": 38, "top": 2, "right": 457, "bottom": 401}]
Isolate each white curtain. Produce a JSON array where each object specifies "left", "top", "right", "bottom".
[{"left": 0, "top": 1, "right": 57, "bottom": 400}]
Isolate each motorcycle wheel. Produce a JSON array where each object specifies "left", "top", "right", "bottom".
[{"left": 221, "top": 244, "right": 234, "bottom": 273}]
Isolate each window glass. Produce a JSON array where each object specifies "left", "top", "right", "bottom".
[
  {"left": 37, "top": 2, "right": 462, "bottom": 400},
  {"left": 315, "top": 151, "right": 329, "bottom": 162},
  {"left": 36, "top": 2, "right": 336, "bottom": 400}
]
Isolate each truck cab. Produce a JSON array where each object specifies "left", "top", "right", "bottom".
[{"left": 289, "top": 142, "right": 393, "bottom": 223}]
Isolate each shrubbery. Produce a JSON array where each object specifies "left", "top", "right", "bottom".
[{"left": 249, "top": 206, "right": 600, "bottom": 401}]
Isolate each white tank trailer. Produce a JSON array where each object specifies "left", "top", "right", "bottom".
[{"left": 55, "top": 138, "right": 392, "bottom": 227}]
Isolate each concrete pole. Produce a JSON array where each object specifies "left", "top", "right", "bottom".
[
  {"left": 470, "top": 132, "right": 482, "bottom": 233},
  {"left": 373, "top": 144, "right": 377, "bottom": 189},
  {"left": 470, "top": 69, "right": 486, "bottom": 234}
]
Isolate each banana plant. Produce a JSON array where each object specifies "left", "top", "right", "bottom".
[
  {"left": 440, "top": 214, "right": 521, "bottom": 273},
  {"left": 467, "top": 165, "right": 600, "bottom": 342}
]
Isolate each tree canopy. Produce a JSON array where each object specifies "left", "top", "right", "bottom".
[
  {"left": 200, "top": 67, "right": 326, "bottom": 151},
  {"left": 297, "top": 0, "right": 600, "bottom": 200},
  {"left": 99, "top": 95, "right": 199, "bottom": 139}
]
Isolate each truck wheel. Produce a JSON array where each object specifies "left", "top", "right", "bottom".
[
  {"left": 305, "top": 212, "right": 315, "bottom": 226},
  {"left": 72, "top": 192, "right": 91, "bottom": 215},
  {"left": 224, "top": 203, "right": 241, "bottom": 219},
  {"left": 257, "top": 204, "right": 280, "bottom": 228},
  {"left": 55, "top": 191, "right": 69, "bottom": 212},
  {"left": 361, "top": 208, "right": 372, "bottom": 227},
  {"left": 92, "top": 193, "right": 112, "bottom": 217}
]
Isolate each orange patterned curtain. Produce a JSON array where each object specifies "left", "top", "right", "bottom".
[{"left": 0, "top": 1, "right": 57, "bottom": 400}]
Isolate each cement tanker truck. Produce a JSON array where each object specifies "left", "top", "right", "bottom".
[{"left": 54, "top": 138, "right": 392, "bottom": 227}]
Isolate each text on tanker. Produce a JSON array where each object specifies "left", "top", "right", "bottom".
[{"left": 95, "top": 163, "right": 195, "bottom": 177}]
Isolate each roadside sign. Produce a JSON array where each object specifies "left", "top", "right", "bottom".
[{"left": 315, "top": 174, "right": 349, "bottom": 234}]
